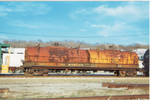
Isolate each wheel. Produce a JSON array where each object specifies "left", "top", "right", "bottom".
[
  {"left": 43, "top": 70, "right": 49, "bottom": 76},
  {"left": 34, "top": 69, "right": 44, "bottom": 76},
  {"left": 114, "top": 71, "right": 119, "bottom": 76},
  {"left": 126, "top": 70, "right": 132, "bottom": 76},
  {"left": 144, "top": 71, "right": 149, "bottom": 76},
  {"left": 119, "top": 71, "right": 126, "bottom": 77},
  {"left": 126, "top": 70, "right": 137, "bottom": 77},
  {"left": 82, "top": 71, "right": 87, "bottom": 75},
  {"left": 132, "top": 71, "right": 137, "bottom": 77},
  {"left": 25, "top": 69, "right": 34, "bottom": 76},
  {"left": 64, "top": 69, "right": 69, "bottom": 74},
  {"left": 43, "top": 73, "right": 49, "bottom": 76}
]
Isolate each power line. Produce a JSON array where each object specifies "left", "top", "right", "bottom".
[{"left": 0, "top": 32, "right": 149, "bottom": 38}]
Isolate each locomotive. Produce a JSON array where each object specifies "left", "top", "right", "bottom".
[
  {"left": 143, "top": 49, "right": 149, "bottom": 76},
  {"left": 23, "top": 46, "right": 141, "bottom": 76}
]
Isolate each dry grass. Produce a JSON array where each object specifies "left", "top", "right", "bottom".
[{"left": 0, "top": 77, "right": 149, "bottom": 99}]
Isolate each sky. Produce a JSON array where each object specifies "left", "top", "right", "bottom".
[{"left": 0, "top": 1, "right": 149, "bottom": 45}]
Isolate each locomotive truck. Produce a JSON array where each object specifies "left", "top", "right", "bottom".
[{"left": 22, "top": 46, "right": 145, "bottom": 76}]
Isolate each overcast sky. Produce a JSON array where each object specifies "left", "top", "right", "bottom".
[{"left": 0, "top": 1, "right": 149, "bottom": 45}]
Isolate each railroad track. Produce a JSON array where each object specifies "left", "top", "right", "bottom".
[
  {"left": 26, "top": 94, "right": 149, "bottom": 100},
  {"left": 0, "top": 76, "right": 148, "bottom": 79},
  {"left": 102, "top": 82, "right": 149, "bottom": 89},
  {"left": 0, "top": 88, "right": 149, "bottom": 100},
  {"left": 0, "top": 74, "right": 148, "bottom": 78}
]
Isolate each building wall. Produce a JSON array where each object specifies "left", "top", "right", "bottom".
[{"left": 2, "top": 48, "right": 25, "bottom": 67}]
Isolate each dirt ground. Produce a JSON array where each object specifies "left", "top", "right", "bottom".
[{"left": 0, "top": 77, "right": 149, "bottom": 99}]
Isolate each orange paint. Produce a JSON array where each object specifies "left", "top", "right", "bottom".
[
  {"left": 25, "top": 47, "right": 138, "bottom": 68},
  {"left": 88, "top": 50, "right": 138, "bottom": 65}
]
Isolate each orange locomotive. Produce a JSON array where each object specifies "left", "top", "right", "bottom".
[{"left": 23, "top": 46, "right": 139, "bottom": 76}]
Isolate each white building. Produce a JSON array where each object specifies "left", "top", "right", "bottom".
[{"left": 2, "top": 48, "right": 25, "bottom": 67}]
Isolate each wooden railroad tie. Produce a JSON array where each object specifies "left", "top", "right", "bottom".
[
  {"left": 0, "top": 88, "right": 9, "bottom": 93},
  {"left": 102, "top": 82, "right": 149, "bottom": 89}
]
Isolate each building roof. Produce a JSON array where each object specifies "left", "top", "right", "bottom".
[{"left": 0, "top": 44, "right": 10, "bottom": 48}]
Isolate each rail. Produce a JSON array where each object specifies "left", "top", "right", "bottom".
[{"left": 26, "top": 94, "right": 149, "bottom": 100}]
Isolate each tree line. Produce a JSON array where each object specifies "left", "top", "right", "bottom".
[{"left": 3, "top": 40, "right": 149, "bottom": 50}]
